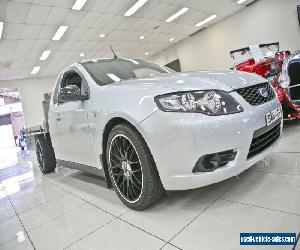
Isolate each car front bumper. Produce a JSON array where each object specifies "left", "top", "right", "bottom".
[{"left": 140, "top": 97, "right": 282, "bottom": 190}]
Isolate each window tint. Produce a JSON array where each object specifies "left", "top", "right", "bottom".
[
  {"left": 57, "top": 70, "right": 89, "bottom": 104},
  {"left": 61, "top": 71, "right": 82, "bottom": 90},
  {"left": 81, "top": 59, "right": 173, "bottom": 85}
]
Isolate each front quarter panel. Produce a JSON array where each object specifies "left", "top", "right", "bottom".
[{"left": 85, "top": 78, "right": 176, "bottom": 169}]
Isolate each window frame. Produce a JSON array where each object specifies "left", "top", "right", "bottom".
[{"left": 57, "top": 68, "right": 90, "bottom": 105}]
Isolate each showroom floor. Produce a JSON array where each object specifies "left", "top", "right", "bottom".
[{"left": 0, "top": 121, "right": 300, "bottom": 250}]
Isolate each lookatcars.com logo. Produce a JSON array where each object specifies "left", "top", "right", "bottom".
[{"left": 240, "top": 233, "right": 297, "bottom": 246}]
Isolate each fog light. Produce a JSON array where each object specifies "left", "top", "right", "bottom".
[{"left": 192, "top": 150, "right": 237, "bottom": 173}]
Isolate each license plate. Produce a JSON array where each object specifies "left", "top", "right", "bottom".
[{"left": 265, "top": 107, "right": 281, "bottom": 126}]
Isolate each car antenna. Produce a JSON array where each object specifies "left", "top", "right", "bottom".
[{"left": 110, "top": 45, "right": 118, "bottom": 59}]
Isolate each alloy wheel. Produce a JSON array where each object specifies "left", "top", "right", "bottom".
[{"left": 108, "top": 134, "right": 143, "bottom": 203}]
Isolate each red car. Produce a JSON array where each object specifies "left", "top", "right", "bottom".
[{"left": 230, "top": 42, "right": 299, "bottom": 119}]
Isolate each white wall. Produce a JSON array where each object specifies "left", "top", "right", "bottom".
[
  {"left": 150, "top": 0, "right": 300, "bottom": 71},
  {"left": 0, "top": 76, "right": 56, "bottom": 128}
]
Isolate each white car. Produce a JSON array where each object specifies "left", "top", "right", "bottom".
[{"left": 26, "top": 58, "right": 282, "bottom": 210}]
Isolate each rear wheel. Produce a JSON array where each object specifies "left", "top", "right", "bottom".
[
  {"left": 106, "top": 124, "right": 165, "bottom": 210},
  {"left": 36, "top": 136, "right": 56, "bottom": 174}
]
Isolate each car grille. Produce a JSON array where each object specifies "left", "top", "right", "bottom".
[
  {"left": 247, "top": 123, "right": 281, "bottom": 159},
  {"left": 236, "top": 82, "right": 276, "bottom": 106}
]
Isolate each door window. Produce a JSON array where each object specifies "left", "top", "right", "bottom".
[
  {"left": 61, "top": 71, "right": 83, "bottom": 90},
  {"left": 58, "top": 69, "right": 89, "bottom": 104}
]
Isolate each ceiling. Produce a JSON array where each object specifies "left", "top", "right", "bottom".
[{"left": 0, "top": 0, "right": 251, "bottom": 81}]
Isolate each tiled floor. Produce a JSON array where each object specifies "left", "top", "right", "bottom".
[{"left": 0, "top": 121, "right": 300, "bottom": 250}]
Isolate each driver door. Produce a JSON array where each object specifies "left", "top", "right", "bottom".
[{"left": 54, "top": 68, "right": 96, "bottom": 167}]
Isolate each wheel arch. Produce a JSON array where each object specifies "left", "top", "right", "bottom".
[{"left": 100, "top": 116, "right": 154, "bottom": 189}]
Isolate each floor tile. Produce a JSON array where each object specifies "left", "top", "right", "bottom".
[
  {"left": 0, "top": 197, "right": 15, "bottom": 222},
  {"left": 295, "top": 239, "right": 300, "bottom": 250},
  {"left": 171, "top": 199, "right": 300, "bottom": 250},
  {"left": 161, "top": 243, "right": 181, "bottom": 250},
  {"left": 121, "top": 190, "right": 219, "bottom": 241},
  {"left": 28, "top": 203, "right": 114, "bottom": 250},
  {"left": 19, "top": 193, "right": 84, "bottom": 231},
  {"left": 90, "top": 190, "right": 129, "bottom": 217},
  {"left": 67, "top": 219, "right": 164, "bottom": 250},
  {"left": 0, "top": 216, "right": 24, "bottom": 245},
  {"left": 8, "top": 182, "right": 67, "bottom": 214},
  {"left": 274, "top": 120, "right": 300, "bottom": 153},
  {"left": 223, "top": 169, "right": 300, "bottom": 215},
  {"left": 0, "top": 234, "right": 33, "bottom": 250},
  {"left": 253, "top": 152, "right": 300, "bottom": 176},
  {"left": 47, "top": 170, "right": 110, "bottom": 202}
]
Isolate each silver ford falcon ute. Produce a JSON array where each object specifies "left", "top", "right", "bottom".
[{"left": 31, "top": 58, "right": 282, "bottom": 210}]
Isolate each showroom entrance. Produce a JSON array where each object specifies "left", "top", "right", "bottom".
[{"left": 0, "top": 88, "right": 25, "bottom": 166}]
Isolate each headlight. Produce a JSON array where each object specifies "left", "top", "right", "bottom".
[{"left": 154, "top": 90, "right": 244, "bottom": 115}]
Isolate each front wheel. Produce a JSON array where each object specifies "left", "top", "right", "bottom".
[
  {"left": 36, "top": 136, "right": 56, "bottom": 174},
  {"left": 106, "top": 124, "right": 165, "bottom": 210}
]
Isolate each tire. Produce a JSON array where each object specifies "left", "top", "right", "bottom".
[
  {"left": 106, "top": 123, "right": 165, "bottom": 210},
  {"left": 36, "top": 136, "right": 56, "bottom": 174},
  {"left": 282, "top": 103, "right": 288, "bottom": 119}
]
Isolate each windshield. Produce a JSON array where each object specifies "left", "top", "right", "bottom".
[
  {"left": 260, "top": 44, "right": 279, "bottom": 57},
  {"left": 81, "top": 59, "right": 173, "bottom": 85},
  {"left": 231, "top": 48, "right": 253, "bottom": 66},
  {"left": 231, "top": 43, "right": 280, "bottom": 66}
]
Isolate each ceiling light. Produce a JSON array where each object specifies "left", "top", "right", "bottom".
[
  {"left": 72, "top": 0, "right": 88, "bottom": 10},
  {"left": 139, "top": 35, "right": 145, "bottom": 40},
  {"left": 169, "top": 37, "right": 174, "bottom": 42},
  {"left": 99, "top": 33, "right": 106, "bottom": 38},
  {"left": 52, "top": 26, "right": 68, "bottom": 41},
  {"left": 39, "top": 50, "right": 51, "bottom": 61},
  {"left": 124, "top": 0, "right": 148, "bottom": 16},
  {"left": 0, "top": 22, "right": 3, "bottom": 39},
  {"left": 80, "top": 53, "right": 84, "bottom": 57},
  {"left": 237, "top": 0, "right": 247, "bottom": 4},
  {"left": 31, "top": 66, "right": 40, "bottom": 75},
  {"left": 145, "top": 52, "right": 149, "bottom": 56},
  {"left": 196, "top": 14, "right": 217, "bottom": 27},
  {"left": 165, "top": 7, "right": 189, "bottom": 23}
]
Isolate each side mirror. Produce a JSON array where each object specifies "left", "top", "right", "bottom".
[{"left": 59, "top": 85, "right": 88, "bottom": 103}]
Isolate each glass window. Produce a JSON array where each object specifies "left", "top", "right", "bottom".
[
  {"left": 61, "top": 71, "right": 82, "bottom": 89},
  {"left": 80, "top": 59, "right": 173, "bottom": 85}
]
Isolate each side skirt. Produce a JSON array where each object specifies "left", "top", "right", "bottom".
[{"left": 56, "top": 159, "right": 105, "bottom": 177}]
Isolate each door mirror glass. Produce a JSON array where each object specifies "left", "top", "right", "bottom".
[{"left": 59, "top": 85, "right": 88, "bottom": 103}]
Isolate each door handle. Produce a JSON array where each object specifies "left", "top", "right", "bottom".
[{"left": 56, "top": 114, "right": 61, "bottom": 121}]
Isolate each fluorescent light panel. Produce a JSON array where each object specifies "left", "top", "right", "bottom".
[
  {"left": 169, "top": 37, "right": 174, "bottom": 42},
  {"left": 124, "top": 0, "right": 148, "bottom": 16},
  {"left": 40, "top": 50, "right": 51, "bottom": 60},
  {"left": 0, "top": 22, "right": 3, "bottom": 39},
  {"left": 52, "top": 26, "right": 68, "bottom": 41},
  {"left": 80, "top": 53, "right": 84, "bottom": 57},
  {"left": 165, "top": 7, "right": 189, "bottom": 23},
  {"left": 139, "top": 35, "right": 144, "bottom": 39},
  {"left": 72, "top": 0, "right": 88, "bottom": 10},
  {"left": 196, "top": 14, "right": 217, "bottom": 27},
  {"left": 31, "top": 66, "right": 40, "bottom": 75},
  {"left": 99, "top": 33, "right": 106, "bottom": 38},
  {"left": 237, "top": 0, "right": 247, "bottom": 4}
]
